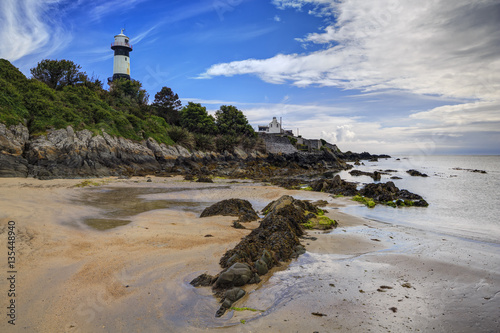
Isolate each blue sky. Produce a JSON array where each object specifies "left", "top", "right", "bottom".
[{"left": 1, "top": 0, "right": 499, "bottom": 155}]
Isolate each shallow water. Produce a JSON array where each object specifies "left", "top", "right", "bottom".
[
  {"left": 337, "top": 155, "right": 500, "bottom": 243},
  {"left": 64, "top": 177, "right": 500, "bottom": 331},
  {"left": 76, "top": 186, "right": 212, "bottom": 230}
]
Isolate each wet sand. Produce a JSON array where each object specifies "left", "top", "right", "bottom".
[{"left": 0, "top": 176, "right": 499, "bottom": 332}]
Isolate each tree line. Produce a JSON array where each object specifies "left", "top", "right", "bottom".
[{"left": 1, "top": 58, "right": 261, "bottom": 152}]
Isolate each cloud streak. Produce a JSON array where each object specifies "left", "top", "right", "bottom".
[
  {"left": 201, "top": 0, "right": 500, "bottom": 101},
  {"left": 0, "top": 0, "right": 69, "bottom": 62}
]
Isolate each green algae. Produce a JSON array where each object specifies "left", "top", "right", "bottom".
[
  {"left": 353, "top": 195, "right": 376, "bottom": 208},
  {"left": 230, "top": 306, "right": 264, "bottom": 312}
]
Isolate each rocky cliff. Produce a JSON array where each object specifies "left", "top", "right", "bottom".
[
  {"left": 1, "top": 123, "right": 388, "bottom": 180},
  {"left": 0, "top": 123, "right": 203, "bottom": 179}
]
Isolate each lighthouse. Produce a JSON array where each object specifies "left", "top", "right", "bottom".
[{"left": 110, "top": 29, "right": 133, "bottom": 81}]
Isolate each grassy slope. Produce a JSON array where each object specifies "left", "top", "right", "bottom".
[{"left": 0, "top": 59, "right": 174, "bottom": 145}]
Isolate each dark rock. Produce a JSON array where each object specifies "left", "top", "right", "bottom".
[
  {"left": 390, "top": 176, "right": 402, "bottom": 179},
  {"left": 270, "top": 177, "right": 301, "bottom": 189},
  {"left": 292, "top": 244, "right": 306, "bottom": 257},
  {"left": 254, "top": 258, "right": 269, "bottom": 275},
  {"left": 190, "top": 273, "right": 217, "bottom": 287},
  {"left": 196, "top": 176, "right": 213, "bottom": 183},
  {"left": 359, "top": 181, "right": 428, "bottom": 207},
  {"left": 214, "top": 263, "right": 259, "bottom": 289},
  {"left": 452, "top": 167, "right": 487, "bottom": 174},
  {"left": 0, "top": 123, "right": 29, "bottom": 177},
  {"left": 232, "top": 221, "right": 246, "bottom": 229},
  {"left": 360, "top": 181, "right": 399, "bottom": 202},
  {"left": 349, "top": 169, "right": 381, "bottom": 181},
  {"left": 338, "top": 151, "right": 390, "bottom": 161},
  {"left": 216, "top": 287, "right": 246, "bottom": 317},
  {"left": 200, "top": 199, "right": 259, "bottom": 222},
  {"left": 0, "top": 154, "right": 28, "bottom": 177},
  {"left": 310, "top": 175, "right": 357, "bottom": 196},
  {"left": 311, "top": 200, "right": 328, "bottom": 207},
  {"left": 407, "top": 169, "right": 428, "bottom": 177}
]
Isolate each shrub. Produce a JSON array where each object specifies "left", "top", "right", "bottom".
[
  {"left": 194, "top": 133, "right": 215, "bottom": 151},
  {"left": 215, "top": 135, "right": 238, "bottom": 153},
  {"left": 167, "top": 126, "right": 194, "bottom": 149}
]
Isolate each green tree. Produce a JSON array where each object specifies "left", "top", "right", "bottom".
[
  {"left": 152, "top": 86, "right": 181, "bottom": 125},
  {"left": 107, "top": 78, "right": 149, "bottom": 118},
  {"left": 30, "top": 59, "right": 86, "bottom": 90},
  {"left": 215, "top": 105, "right": 255, "bottom": 137},
  {"left": 179, "top": 102, "right": 217, "bottom": 135}
]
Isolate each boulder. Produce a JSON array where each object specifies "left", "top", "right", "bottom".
[
  {"left": 310, "top": 175, "right": 358, "bottom": 196},
  {"left": 216, "top": 287, "right": 246, "bottom": 317},
  {"left": 189, "top": 273, "right": 217, "bottom": 287},
  {"left": 359, "top": 181, "right": 429, "bottom": 207},
  {"left": 214, "top": 263, "right": 259, "bottom": 288},
  {"left": 349, "top": 169, "right": 382, "bottom": 181},
  {"left": 407, "top": 169, "right": 428, "bottom": 177},
  {"left": 200, "top": 199, "right": 259, "bottom": 222}
]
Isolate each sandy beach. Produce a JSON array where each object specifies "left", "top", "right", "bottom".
[{"left": 0, "top": 176, "right": 498, "bottom": 332}]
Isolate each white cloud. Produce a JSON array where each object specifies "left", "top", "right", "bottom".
[
  {"left": 410, "top": 100, "right": 500, "bottom": 127},
  {"left": 0, "top": 0, "right": 69, "bottom": 62},
  {"left": 274, "top": 15, "right": 281, "bottom": 22},
  {"left": 202, "top": 0, "right": 500, "bottom": 101},
  {"left": 90, "top": 0, "right": 148, "bottom": 21}
]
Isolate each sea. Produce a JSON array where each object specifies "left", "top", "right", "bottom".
[{"left": 337, "top": 155, "right": 500, "bottom": 244}]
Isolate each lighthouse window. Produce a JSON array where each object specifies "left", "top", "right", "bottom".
[
  {"left": 125, "top": 39, "right": 129, "bottom": 44},
  {"left": 125, "top": 57, "right": 127, "bottom": 61}
]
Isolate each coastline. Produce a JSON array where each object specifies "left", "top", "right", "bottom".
[{"left": 0, "top": 176, "right": 499, "bottom": 332}]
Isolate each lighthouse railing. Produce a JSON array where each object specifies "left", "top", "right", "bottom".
[{"left": 111, "top": 42, "right": 133, "bottom": 49}]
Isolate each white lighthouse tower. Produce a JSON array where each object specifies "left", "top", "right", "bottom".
[{"left": 110, "top": 29, "right": 133, "bottom": 81}]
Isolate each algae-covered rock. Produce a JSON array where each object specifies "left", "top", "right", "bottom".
[
  {"left": 407, "top": 169, "right": 428, "bottom": 177},
  {"left": 358, "top": 181, "right": 428, "bottom": 208},
  {"left": 194, "top": 195, "right": 325, "bottom": 318},
  {"left": 216, "top": 287, "right": 246, "bottom": 317},
  {"left": 232, "top": 221, "right": 246, "bottom": 229},
  {"left": 200, "top": 198, "right": 259, "bottom": 222},
  {"left": 254, "top": 258, "right": 269, "bottom": 275},
  {"left": 214, "top": 263, "right": 259, "bottom": 289},
  {"left": 310, "top": 175, "right": 358, "bottom": 196},
  {"left": 190, "top": 273, "right": 217, "bottom": 287}
]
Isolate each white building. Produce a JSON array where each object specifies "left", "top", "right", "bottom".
[
  {"left": 259, "top": 117, "right": 282, "bottom": 134},
  {"left": 258, "top": 117, "right": 293, "bottom": 135}
]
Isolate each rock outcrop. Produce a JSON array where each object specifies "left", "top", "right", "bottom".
[
  {"left": 359, "top": 181, "right": 429, "bottom": 207},
  {"left": 0, "top": 123, "right": 30, "bottom": 177},
  {"left": 200, "top": 199, "right": 259, "bottom": 222},
  {"left": 191, "top": 195, "right": 329, "bottom": 317},
  {"left": 406, "top": 169, "right": 428, "bottom": 177},
  {"left": 349, "top": 169, "right": 382, "bottom": 181},
  {"left": 0, "top": 123, "right": 373, "bottom": 180},
  {"left": 310, "top": 174, "right": 358, "bottom": 196}
]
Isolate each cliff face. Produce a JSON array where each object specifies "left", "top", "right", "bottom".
[
  {"left": 0, "top": 124, "right": 195, "bottom": 179},
  {"left": 0, "top": 124, "right": 357, "bottom": 180},
  {"left": 0, "top": 123, "right": 30, "bottom": 177}
]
